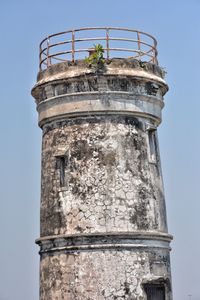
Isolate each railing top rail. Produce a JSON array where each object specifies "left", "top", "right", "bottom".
[{"left": 39, "top": 27, "right": 158, "bottom": 71}]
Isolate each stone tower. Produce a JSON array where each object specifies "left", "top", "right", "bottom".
[{"left": 32, "top": 27, "right": 173, "bottom": 300}]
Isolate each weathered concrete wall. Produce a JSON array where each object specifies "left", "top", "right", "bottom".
[
  {"left": 32, "top": 59, "right": 172, "bottom": 300},
  {"left": 40, "top": 116, "right": 167, "bottom": 237},
  {"left": 40, "top": 249, "right": 172, "bottom": 300}
]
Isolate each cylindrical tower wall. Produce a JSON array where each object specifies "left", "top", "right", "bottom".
[
  {"left": 40, "top": 115, "right": 167, "bottom": 236},
  {"left": 32, "top": 58, "right": 172, "bottom": 300}
]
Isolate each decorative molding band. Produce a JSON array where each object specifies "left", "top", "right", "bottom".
[
  {"left": 36, "top": 232, "right": 173, "bottom": 254},
  {"left": 37, "top": 91, "right": 163, "bottom": 127},
  {"left": 37, "top": 91, "right": 164, "bottom": 109}
]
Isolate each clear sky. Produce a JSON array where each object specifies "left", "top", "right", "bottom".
[{"left": 0, "top": 0, "right": 199, "bottom": 299}]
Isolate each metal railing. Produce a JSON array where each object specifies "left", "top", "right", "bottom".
[{"left": 39, "top": 27, "right": 158, "bottom": 71}]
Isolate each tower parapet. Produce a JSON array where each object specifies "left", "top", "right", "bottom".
[{"left": 32, "top": 27, "right": 172, "bottom": 300}]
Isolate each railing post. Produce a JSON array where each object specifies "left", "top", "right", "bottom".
[
  {"left": 72, "top": 30, "right": 75, "bottom": 63},
  {"left": 46, "top": 38, "right": 50, "bottom": 67},
  {"left": 39, "top": 45, "right": 42, "bottom": 71},
  {"left": 106, "top": 28, "right": 109, "bottom": 59},
  {"left": 154, "top": 40, "right": 158, "bottom": 65},
  {"left": 137, "top": 31, "right": 141, "bottom": 61}
]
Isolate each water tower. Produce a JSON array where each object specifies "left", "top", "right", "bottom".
[{"left": 32, "top": 27, "right": 173, "bottom": 300}]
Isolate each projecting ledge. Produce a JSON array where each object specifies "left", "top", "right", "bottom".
[
  {"left": 37, "top": 92, "right": 164, "bottom": 127},
  {"left": 32, "top": 59, "right": 168, "bottom": 98},
  {"left": 36, "top": 232, "right": 173, "bottom": 253}
]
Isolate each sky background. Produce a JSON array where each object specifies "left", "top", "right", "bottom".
[{"left": 0, "top": 0, "right": 200, "bottom": 299}]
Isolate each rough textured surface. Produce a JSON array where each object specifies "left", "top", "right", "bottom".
[
  {"left": 35, "top": 59, "right": 166, "bottom": 83},
  {"left": 32, "top": 59, "right": 173, "bottom": 299},
  {"left": 41, "top": 116, "right": 167, "bottom": 237},
  {"left": 40, "top": 249, "right": 172, "bottom": 300}
]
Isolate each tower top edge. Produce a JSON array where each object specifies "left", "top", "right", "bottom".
[{"left": 33, "top": 58, "right": 167, "bottom": 91}]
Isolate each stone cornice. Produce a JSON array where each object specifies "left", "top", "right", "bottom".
[{"left": 36, "top": 232, "right": 173, "bottom": 253}]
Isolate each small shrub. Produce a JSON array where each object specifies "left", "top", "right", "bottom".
[{"left": 85, "top": 44, "right": 105, "bottom": 67}]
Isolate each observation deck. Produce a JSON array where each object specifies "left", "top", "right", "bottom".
[{"left": 39, "top": 27, "right": 158, "bottom": 70}]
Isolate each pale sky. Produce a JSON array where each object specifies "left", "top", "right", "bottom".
[{"left": 0, "top": 1, "right": 200, "bottom": 299}]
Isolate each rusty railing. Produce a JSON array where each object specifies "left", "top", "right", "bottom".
[{"left": 39, "top": 27, "right": 158, "bottom": 71}]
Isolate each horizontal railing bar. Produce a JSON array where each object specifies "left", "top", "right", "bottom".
[
  {"left": 49, "top": 37, "right": 154, "bottom": 49},
  {"left": 71, "top": 37, "right": 106, "bottom": 43},
  {"left": 40, "top": 52, "right": 155, "bottom": 68},
  {"left": 47, "top": 48, "right": 153, "bottom": 58},
  {"left": 130, "top": 51, "right": 154, "bottom": 60},
  {"left": 51, "top": 56, "right": 68, "bottom": 62},
  {"left": 43, "top": 52, "right": 154, "bottom": 64},
  {"left": 48, "top": 50, "right": 73, "bottom": 57},
  {"left": 40, "top": 47, "right": 48, "bottom": 55},
  {"left": 43, "top": 40, "right": 154, "bottom": 57},
  {"left": 105, "top": 37, "right": 156, "bottom": 49},
  {"left": 41, "top": 49, "right": 154, "bottom": 60},
  {"left": 40, "top": 39, "right": 155, "bottom": 57},
  {"left": 40, "top": 27, "right": 157, "bottom": 48},
  {"left": 61, "top": 27, "right": 156, "bottom": 41},
  {"left": 48, "top": 40, "right": 72, "bottom": 48},
  {"left": 47, "top": 38, "right": 106, "bottom": 50},
  {"left": 40, "top": 58, "right": 48, "bottom": 66}
]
